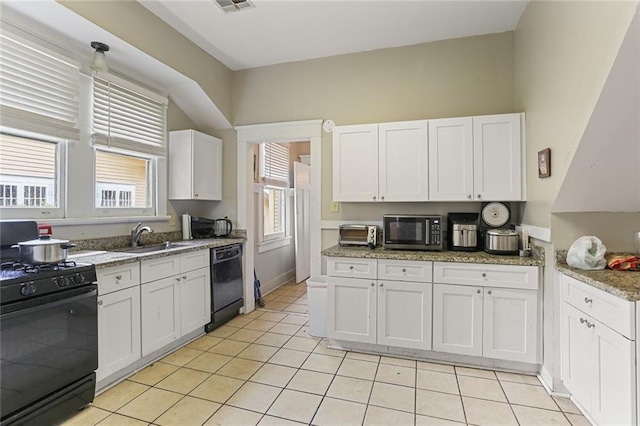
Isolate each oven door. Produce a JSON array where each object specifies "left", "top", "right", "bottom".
[
  {"left": 383, "top": 216, "right": 428, "bottom": 248},
  {"left": 211, "top": 249, "right": 243, "bottom": 312},
  {"left": 0, "top": 285, "right": 98, "bottom": 420}
]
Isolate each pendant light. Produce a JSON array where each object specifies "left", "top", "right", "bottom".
[{"left": 90, "top": 41, "right": 110, "bottom": 73}]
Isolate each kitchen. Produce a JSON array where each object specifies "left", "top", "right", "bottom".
[{"left": 0, "top": 1, "right": 639, "bottom": 425}]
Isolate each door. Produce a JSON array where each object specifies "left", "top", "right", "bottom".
[
  {"left": 193, "top": 132, "right": 222, "bottom": 200},
  {"left": 377, "top": 280, "right": 432, "bottom": 350},
  {"left": 483, "top": 287, "right": 537, "bottom": 363},
  {"left": 379, "top": 120, "right": 428, "bottom": 201},
  {"left": 294, "top": 161, "right": 311, "bottom": 283},
  {"left": 180, "top": 268, "right": 211, "bottom": 336},
  {"left": 590, "top": 316, "right": 636, "bottom": 426},
  {"left": 327, "top": 277, "right": 376, "bottom": 344},
  {"left": 97, "top": 286, "right": 141, "bottom": 381},
  {"left": 428, "top": 117, "right": 474, "bottom": 201},
  {"left": 561, "top": 302, "right": 594, "bottom": 412},
  {"left": 332, "top": 124, "right": 379, "bottom": 201},
  {"left": 141, "top": 277, "right": 180, "bottom": 356},
  {"left": 432, "top": 283, "right": 483, "bottom": 356},
  {"left": 473, "top": 114, "right": 522, "bottom": 201}
]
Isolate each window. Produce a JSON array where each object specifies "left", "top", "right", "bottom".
[
  {"left": 0, "top": 184, "right": 17, "bottom": 206},
  {"left": 92, "top": 74, "right": 166, "bottom": 214},
  {"left": 257, "top": 142, "right": 291, "bottom": 251}
]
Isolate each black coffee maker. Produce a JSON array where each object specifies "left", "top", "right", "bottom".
[{"left": 447, "top": 213, "right": 480, "bottom": 251}]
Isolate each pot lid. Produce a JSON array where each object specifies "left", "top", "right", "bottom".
[
  {"left": 16, "top": 236, "right": 70, "bottom": 246},
  {"left": 486, "top": 229, "right": 518, "bottom": 236},
  {"left": 481, "top": 202, "right": 510, "bottom": 228}
]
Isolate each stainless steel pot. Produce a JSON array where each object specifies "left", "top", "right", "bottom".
[
  {"left": 12, "top": 236, "right": 76, "bottom": 265},
  {"left": 484, "top": 229, "right": 518, "bottom": 255}
]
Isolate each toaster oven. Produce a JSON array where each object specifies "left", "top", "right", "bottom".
[{"left": 339, "top": 225, "right": 379, "bottom": 248}]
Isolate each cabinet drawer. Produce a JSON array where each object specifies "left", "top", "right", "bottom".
[
  {"left": 181, "top": 250, "right": 210, "bottom": 273},
  {"left": 433, "top": 262, "right": 539, "bottom": 290},
  {"left": 141, "top": 255, "right": 181, "bottom": 283},
  {"left": 327, "top": 257, "right": 377, "bottom": 279},
  {"left": 378, "top": 259, "right": 432, "bottom": 282},
  {"left": 561, "top": 274, "right": 635, "bottom": 339},
  {"left": 97, "top": 263, "right": 140, "bottom": 295}
]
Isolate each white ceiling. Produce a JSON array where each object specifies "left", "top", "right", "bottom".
[{"left": 140, "top": 0, "right": 529, "bottom": 71}]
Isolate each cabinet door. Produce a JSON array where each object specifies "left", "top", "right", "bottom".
[
  {"left": 483, "top": 287, "right": 538, "bottom": 363},
  {"left": 168, "top": 130, "right": 194, "bottom": 200},
  {"left": 180, "top": 268, "right": 211, "bottom": 336},
  {"left": 379, "top": 120, "right": 428, "bottom": 201},
  {"left": 97, "top": 286, "right": 141, "bottom": 382},
  {"left": 428, "top": 117, "right": 474, "bottom": 201},
  {"left": 473, "top": 114, "right": 522, "bottom": 201},
  {"left": 378, "top": 281, "right": 432, "bottom": 350},
  {"left": 432, "top": 284, "right": 483, "bottom": 356},
  {"left": 561, "top": 302, "right": 594, "bottom": 412},
  {"left": 141, "top": 277, "right": 180, "bottom": 356},
  {"left": 193, "top": 132, "right": 222, "bottom": 200},
  {"left": 590, "top": 316, "right": 636, "bottom": 426},
  {"left": 327, "top": 277, "right": 376, "bottom": 344},
  {"left": 333, "top": 124, "right": 379, "bottom": 202}
]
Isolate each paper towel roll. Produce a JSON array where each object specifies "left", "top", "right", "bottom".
[{"left": 182, "top": 213, "right": 192, "bottom": 240}]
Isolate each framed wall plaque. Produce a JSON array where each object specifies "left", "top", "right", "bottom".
[{"left": 538, "top": 148, "right": 551, "bottom": 178}]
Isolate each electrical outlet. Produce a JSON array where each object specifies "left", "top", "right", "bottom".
[
  {"left": 169, "top": 214, "right": 177, "bottom": 226},
  {"left": 331, "top": 202, "right": 340, "bottom": 213}
]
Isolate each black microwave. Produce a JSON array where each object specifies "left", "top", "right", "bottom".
[{"left": 383, "top": 214, "right": 443, "bottom": 251}]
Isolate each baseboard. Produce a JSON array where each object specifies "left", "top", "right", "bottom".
[{"left": 261, "top": 268, "right": 296, "bottom": 294}]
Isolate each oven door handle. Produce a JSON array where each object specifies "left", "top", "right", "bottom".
[{"left": 0, "top": 285, "right": 97, "bottom": 317}]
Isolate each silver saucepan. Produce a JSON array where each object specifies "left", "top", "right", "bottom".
[{"left": 12, "top": 236, "right": 76, "bottom": 265}]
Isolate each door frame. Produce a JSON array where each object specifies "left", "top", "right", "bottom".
[{"left": 236, "top": 120, "right": 322, "bottom": 313}]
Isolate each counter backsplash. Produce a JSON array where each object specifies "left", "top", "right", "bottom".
[{"left": 72, "top": 229, "right": 247, "bottom": 251}]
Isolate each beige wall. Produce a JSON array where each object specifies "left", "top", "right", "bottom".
[
  {"left": 58, "top": 0, "right": 233, "bottom": 124},
  {"left": 233, "top": 32, "right": 515, "bottom": 223},
  {"left": 513, "top": 1, "right": 637, "bottom": 228}
]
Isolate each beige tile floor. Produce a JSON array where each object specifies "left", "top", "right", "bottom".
[
  {"left": 260, "top": 280, "right": 309, "bottom": 314},
  {"left": 63, "top": 281, "right": 590, "bottom": 426}
]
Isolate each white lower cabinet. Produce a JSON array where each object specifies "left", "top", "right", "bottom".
[
  {"left": 180, "top": 267, "right": 212, "bottom": 336},
  {"left": 97, "top": 286, "right": 141, "bottom": 382},
  {"left": 433, "top": 284, "right": 483, "bottom": 356},
  {"left": 141, "top": 276, "right": 180, "bottom": 356},
  {"left": 561, "top": 274, "right": 636, "bottom": 425},
  {"left": 327, "top": 259, "right": 432, "bottom": 350}
]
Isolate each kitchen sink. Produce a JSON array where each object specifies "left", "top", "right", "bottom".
[{"left": 114, "top": 242, "right": 191, "bottom": 254}]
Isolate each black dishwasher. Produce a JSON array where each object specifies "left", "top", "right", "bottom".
[{"left": 205, "top": 244, "right": 244, "bottom": 333}]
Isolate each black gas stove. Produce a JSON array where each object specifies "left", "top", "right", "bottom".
[
  {"left": 0, "top": 221, "right": 98, "bottom": 426},
  {"left": 0, "top": 260, "right": 97, "bottom": 306}
]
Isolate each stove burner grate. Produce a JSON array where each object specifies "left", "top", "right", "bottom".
[{"left": 0, "top": 260, "right": 78, "bottom": 273}]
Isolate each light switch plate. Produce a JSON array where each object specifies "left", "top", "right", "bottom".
[
  {"left": 169, "top": 214, "right": 177, "bottom": 226},
  {"left": 331, "top": 202, "right": 340, "bottom": 213}
]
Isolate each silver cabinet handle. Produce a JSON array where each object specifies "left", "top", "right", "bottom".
[
  {"left": 115, "top": 275, "right": 122, "bottom": 280},
  {"left": 195, "top": 193, "right": 199, "bottom": 198},
  {"left": 98, "top": 300, "right": 103, "bottom": 306},
  {"left": 587, "top": 322, "right": 595, "bottom": 329},
  {"left": 476, "top": 289, "right": 481, "bottom": 294},
  {"left": 467, "top": 194, "right": 472, "bottom": 199},
  {"left": 580, "top": 318, "right": 586, "bottom": 324},
  {"left": 584, "top": 297, "right": 593, "bottom": 304},
  {"left": 381, "top": 196, "right": 385, "bottom": 200},
  {"left": 481, "top": 273, "right": 487, "bottom": 278},
  {"left": 370, "top": 283, "right": 375, "bottom": 287},
  {"left": 380, "top": 283, "right": 384, "bottom": 287},
  {"left": 402, "top": 268, "right": 406, "bottom": 273},
  {"left": 477, "top": 194, "right": 481, "bottom": 199},
  {"left": 176, "top": 277, "right": 181, "bottom": 282},
  {"left": 183, "top": 275, "right": 187, "bottom": 280},
  {"left": 349, "top": 266, "right": 354, "bottom": 270},
  {"left": 487, "top": 290, "right": 492, "bottom": 295},
  {"left": 373, "top": 196, "right": 377, "bottom": 200}
]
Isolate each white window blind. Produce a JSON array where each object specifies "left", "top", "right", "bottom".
[
  {"left": 93, "top": 76, "right": 167, "bottom": 156},
  {"left": 261, "top": 142, "right": 289, "bottom": 187},
  {"left": 0, "top": 32, "right": 80, "bottom": 139}
]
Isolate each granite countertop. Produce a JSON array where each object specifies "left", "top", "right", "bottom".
[
  {"left": 322, "top": 245, "right": 544, "bottom": 266},
  {"left": 555, "top": 251, "right": 640, "bottom": 301},
  {"left": 70, "top": 238, "right": 245, "bottom": 269}
]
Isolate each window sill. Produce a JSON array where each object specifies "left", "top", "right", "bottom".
[
  {"left": 40, "top": 216, "right": 171, "bottom": 226},
  {"left": 257, "top": 236, "right": 292, "bottom": 253}
]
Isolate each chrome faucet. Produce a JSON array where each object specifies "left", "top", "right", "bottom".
[{"left": 131, "top": 222, "right": 154, "bottom": 248}]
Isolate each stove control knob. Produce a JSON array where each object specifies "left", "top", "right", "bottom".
[
  {"left": 73, "top": 273, "right": 86, "bottom": 284},
  {"left": 29, "top": 284, "right": 36, "bottom": 294},
  {"left": 20, "top": 284, "right": 30, "bottom": 296}
]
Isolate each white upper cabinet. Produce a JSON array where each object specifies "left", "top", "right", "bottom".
[
  {"left": 429, "top": 114, "right": 524, "bottom": 201},
  {"left": 428, "top": 117, "right": 474, "bottom": 201},
  {"left": 169, "top": 129, "right": 222, "bottom": 200},
  {"left": 473, "top": 114, "right": 523, "bottom": 201},
  {"left": 378, "top": 121, "right": 428, "bottom": 202},
  {"left": 332, "top": 124, "right": 379, "bottom": 202},
  {"left": 333, "top": 121, "right": 428, "bottom": 202}
]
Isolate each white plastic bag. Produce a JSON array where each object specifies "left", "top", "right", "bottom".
[{"left": 567, "top": 236, "right": 607, "bottom": 270}]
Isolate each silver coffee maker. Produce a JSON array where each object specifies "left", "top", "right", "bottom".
[{"left": 447, "top": 213, "right": 479, "bottom": 252}]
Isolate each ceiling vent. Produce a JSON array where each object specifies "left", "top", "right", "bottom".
[{"left": 214, "top": 0, "right": 255, "bottom": 14}]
